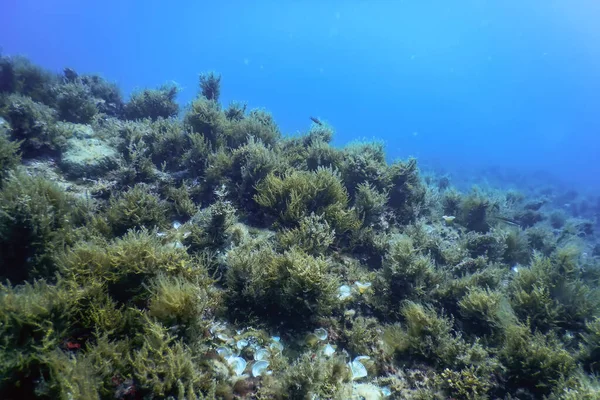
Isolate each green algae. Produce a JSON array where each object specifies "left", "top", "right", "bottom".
[{"left": 0, "top": 54, "right": 599, "bottom": 399}]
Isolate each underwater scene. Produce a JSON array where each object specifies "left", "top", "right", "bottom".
[{"left": 1, "top": 1, "right": 600, "bottom": 399}]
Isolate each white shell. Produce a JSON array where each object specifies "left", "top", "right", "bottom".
[
  {"left": 227, "top": 356, "right": 247, "bottom": 376},
  {"left": 217, "top": 333, "right": 230, "bottom": 342},
  {"left": 271, "top": 336, "right": 280, "bottom": 342},
  {"left": 172, "top": 221, "right": 182, "bottom": 229},
  {"left": 323, "top": 344, "right": 335, "bottom": 357},
  {"left": 381, "top": 387, "right": 392, "bottom": 397},
  {"left": 216, "top": 347, "right": 232, "bottom": 358},
  {"left": 314, "top": 328, "right": 328, "bottom": 341},
  {"left": 254, "top": 348, "right": 270, "bottom": 361},
  {"left": 338, "top": 285, "right": 352, "bottom": 300},
  {"left": 251, "top": 360, "right": 270, "bottom": 377},
  {"left": 349, "top": 359, "right": 368, "bottom": 380},
  {"left": 269, "top": 341, "right": 284, "bottom": 353},
  {"left": 236, "top": 339, "right": 249, "bottom": 349}
]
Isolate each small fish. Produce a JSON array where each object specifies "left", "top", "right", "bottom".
[
  {"left": 494, "top": 215, "right": 521, "bottom": 227},
  {"left": 310, "top": 116, "right": 323, "bottom": 125}
]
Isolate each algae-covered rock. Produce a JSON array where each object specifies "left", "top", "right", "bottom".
[{"left": 59, "top": 123, "right": 119, "bottom": 178}]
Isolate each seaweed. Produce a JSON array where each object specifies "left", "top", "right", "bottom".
[
  {"left": 278, "top": 213, "right": 335, "bottom": 255},
  {"left": 508, "top": 251, "right": 600, "bottom": 332},
  {"left": 54, "top": 81, "right": 98, "bottom": 124},
  {"left": 184, "top": 191, "right": 237, "bottom": 252},
  {"left": 184, "top": 96, "right": 226, "bottom": 147},
  {"left": 199, "top": 71, "right": 222, "bottom": 102},
  {"left": 374, "top": 234, "right": 439, "bottom": 316},
  {"left": 499, "top": 322, "right": 577, "bottom": 396},
  {"left": 124, "top": 84, "right": 179, "bottom": 121},
  {"left": 225, "top": 240, "right": 338, "bottom": 328},
  {"left": 0, "top": 55, "right": 598, "bottom": 400},
  {"left": 106, "top": 184, "right": 169, "bottom": 236},
  {"left": 354, "top": 181, "right": 389, "bottom": 227},
  {"left": 0, "top": 129, "right": 21, "bottom": 185},
  {"left": 0, "top": 173, "right": 85, "bottom": 283},
  {"left": 385, "top": 158, "right": 426, "bottom": 225},
  {"left": 0, "top": 93, "right": 68, "bottom": 157},
  {"left": 226, "top": 108, "right": 281, "bottom": 149},
  {"left": 254, "top": 166, "right": 359, "bottom": 234},
  {"left": 0, "top": 55, "right": 59, "bottom": 105}
]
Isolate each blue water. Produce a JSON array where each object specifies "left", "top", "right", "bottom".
[{"left": 3, "top": 0, "right": 599, "bottom": 193}]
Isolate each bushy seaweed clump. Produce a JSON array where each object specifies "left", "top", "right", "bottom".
[
  {"left": 54, "top": 81, "right": 98, "bottom": 124},
  {"left": 105, "top": 184, "right": 170, "bottom": 236},
  {"left": 254, "top": 167, "right": 361, "bottom": 238},
  {"left": 0, "top": 55, "right": 599, "bottom": 399},
  {"left": 0, "top": 227, "right": 221, "bottom": 398},
  {"left": 0, "top": 54, "right": 59, "bottom": 105},
  {"left": 0, "top": 173, "right": 86, "bottom": 283},
  {"left": 124, "top": 84, "right": 179, "bottom": 121},
  {"left": 0, "top": 93, "right": 68, "bottom": 157},
  {"left": 225, "top": 239, "right": 338, "bottom": 328}
]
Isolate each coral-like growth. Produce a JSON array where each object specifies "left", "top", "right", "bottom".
[
  {"left": 226, "top": 136, "right": 287, "bottom": 208},
  {"left": 463, "top": 230, "right": 506, "bottom": 262},
  {"left": 147, "top": 274, "right": 217, "bottom": 335},
  {"left": 503, "top": 228, "right": 531, "bottom": 265},
  {"left": 145, "top": 117, "right": 188, "bottom": 171},
  {"left": 437, "top": 367, "right": 491, "bottom": 400}
]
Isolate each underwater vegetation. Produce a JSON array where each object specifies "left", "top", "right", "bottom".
[{"left": 0, "top": 53, "right": 600, "bottom": 400}]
